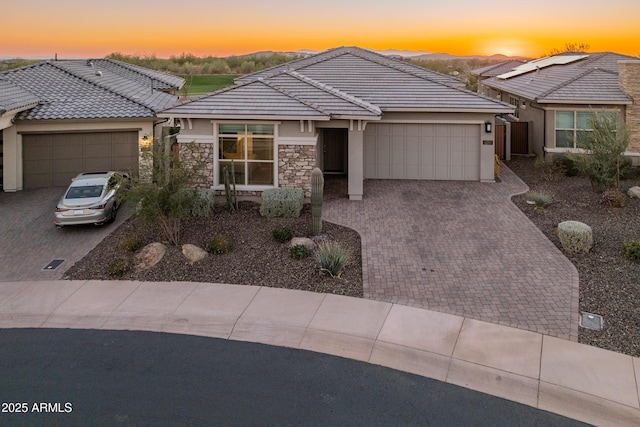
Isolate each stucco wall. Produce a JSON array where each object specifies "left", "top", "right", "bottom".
[{"left": 2, "top": 119, "right": 153, "bottom": 192}]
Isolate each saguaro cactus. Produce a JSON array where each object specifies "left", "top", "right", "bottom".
[{"left": 311, "top": 167, "right": 324, "bottom": 235}]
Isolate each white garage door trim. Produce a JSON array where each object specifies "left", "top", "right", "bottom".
[{"left": 364, "top": 123, "right": 481, "bottom": 181}]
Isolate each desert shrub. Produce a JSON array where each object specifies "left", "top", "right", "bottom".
[
  {"left": 118, "top": 235, "right": 142, "bottom": 252},
  {"left": 190, "top": 189, "right": 214, "bottom": 218},
  {"left": 619, "top": 156, "right": 633, "bottom": 180},
  {"left": 526, "top": 191, "right": 553, "bottom": 208},
  {"left": 623, "top": 241, "right": 640, "bottom": 262},
  {"left": 207, "top": 234, "right": 232, "bottom": 254},
  {"left": 557, "top": 221, "right": 593, "bottom": 254},
  {"left": 552, "top": 154, "right": 579, "bottom": 177},
  {"left": 106, "top": 258, "right": 131, "bottom": 278},
  {"left": 272, "top": 226, "right": 293, "bottom": 243},
  {"left": 315, "top": 241, "right": 351, "bottom": 277},
  {"left": 259, "top": 188, "right": 304, "bottom": 218},
  {"left": 290, "top": 244, "right": 311, "bottom": 260}
]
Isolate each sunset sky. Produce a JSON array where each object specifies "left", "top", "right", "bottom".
[{"left": 4, "top": 0, "right": 639, "bottom": 59}]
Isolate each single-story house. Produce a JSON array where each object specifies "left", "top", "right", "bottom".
[
  {"left": 476, "top": 52, "right": 640, "bottom": 164},
  {"left": 0, "top": 58, "right": 184, "bottom": 191},
  {"left": 160, "top": 46, "right": 514, "bottom": 200}
]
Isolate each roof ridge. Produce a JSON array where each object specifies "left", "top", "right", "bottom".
[
  {"left": 284, "top": 70, "right": 381, "bottom": 115},
  {"left": 260, "top": 79, "right": 330, "bottom": 116},
  {"left": 248, "top": 47, "right": 349, "bottom": 81},
  {"left": 47, "top": 61, "right": 155, "bottom": 113},
  {"left": 92, "top": 58, "right": 158, "bottom": 84}
]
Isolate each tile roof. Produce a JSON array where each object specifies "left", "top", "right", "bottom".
[
  {"left": 0, "top": 77, "right": 39, "bottom": 114},
  {"left": 162, "top": 46, "right": 513, "bottom": 119},
  {"left": 470, "top": 60, "right": 527, "bottom": 77},
  {"left": 481, "top": 52, "right": 636, "bottom": 104},
  {"left": 0, "top": 59, "right": 184, "bottom": 121}
]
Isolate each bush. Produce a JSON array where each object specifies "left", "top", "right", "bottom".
[
  {"left": 272, "top": 226, "right": 293, "bottom": 243},
  {"left": 260, "top": 188, "right": 304, "bottom": 218},
  {"left": 623, "top": 241, "right": 640, "bottom": 262},
  {"left": 118, "top": 235, "right": 142, "bottom": 252},
  {"left": 619, "top": 156, "right": 633, "bottom": 180},
  {"left": 290, "top": 244, "right": 311, "bottom": 260},
  {"left": 526, "top": 191, "right": 553, "bottom": 208},
  {"left": 207, "top": 234, "right": 232, "bottom": 254},
  {"left": 314, "top": 241, "right": 351, "bottom": 277},
  {"left": 106, "top": 258, "right": 131, "bottom": 278},
  {"left": 552, "top": 154, "right": 579, "bottom": 177},
  {"left": 558, "top": 221, "right": 593, "bottom": 254},
  {"left": 190, "top": 189, "right": 214, "bottom": 218}
]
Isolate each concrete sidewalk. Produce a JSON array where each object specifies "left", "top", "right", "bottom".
[{"left": 1, "top": 280, "right": 638, "bottom": 426}]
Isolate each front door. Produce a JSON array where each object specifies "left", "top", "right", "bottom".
[{"left": 323, "top": 129, "right": 347, "bottom": 174}]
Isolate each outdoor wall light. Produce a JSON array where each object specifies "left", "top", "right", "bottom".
[
  {"left": 140, "top": 135, "right": 152, "bottom": 148},
  {"left": 484, "top": 121, "right": 492, "bottom": 133}
]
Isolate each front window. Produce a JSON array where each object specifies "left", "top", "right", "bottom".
[
  {"left": 218, "top": 124, "right": 275, "bottom": 185},
  {"left": 555, "top": 111, "right": 616, "bottom": 148}
]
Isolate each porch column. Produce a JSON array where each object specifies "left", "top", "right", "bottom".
[
  {"left": 2, "top": 126, "right": 21, "bottom": 192},
  {"left": 347, "top": 129, "right": 363, "bottom": 200}
]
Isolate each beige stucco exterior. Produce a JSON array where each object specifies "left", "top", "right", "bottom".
[
  {"left": 176, "top": 112, "right": 497, "bottom": 200},
  {"left": 2, "top": 119, "right": 156, "bottom": 191}
]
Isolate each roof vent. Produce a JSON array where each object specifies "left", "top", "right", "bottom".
[
  {"left": 95, "top": 70, "right": 103, "bottom": 77},
  {"left": 86, "top": 60, "right": 94, "bottom": 67}
]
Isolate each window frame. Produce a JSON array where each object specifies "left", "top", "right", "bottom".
[
  {"left": 554, "top": 110, "right": 617, "bottom": 149},
  {"left": 214, "top": 122, "right": 279, "bottom": 189}
]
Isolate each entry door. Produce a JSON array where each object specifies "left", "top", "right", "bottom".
[{"left": 323, "top": 129, "right": 347, "bottom": 174}]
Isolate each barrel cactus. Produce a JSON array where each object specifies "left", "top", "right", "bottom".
[{"left": 311, "top": 167, "right": 324, "bottom": 235}]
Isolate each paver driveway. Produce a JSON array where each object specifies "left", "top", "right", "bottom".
[
  {"left": 324, "top": 165, "right": 579, "bottom": 340},
  {"left": 0, "top": 187, "right": 128, "bottom": 281}
]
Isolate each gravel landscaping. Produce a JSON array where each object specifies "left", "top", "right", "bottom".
[
  {"left": 64, "top": 202, "right": 363, "bottom": 298},
  {"left": 506, "top": 156, "right": 640, "bottom": 357}
]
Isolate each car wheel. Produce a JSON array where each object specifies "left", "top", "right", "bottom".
[{"left": 109, "top": 206, "right": 118, "bottom": 223}]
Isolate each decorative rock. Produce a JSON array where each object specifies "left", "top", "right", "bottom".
[
  {"left": 558, "top": 221, "right": 593, "bottom": 254},
  {"left": 290, "top": 237, "right": 315, "bottom": 250},
  {"left": 627, "top": 186, "right": 640, "bottom": 198},
  {"left": 182, "top": 244, "right": 208, "bottom": 264},
  {"left": 135, "top": 242, "right": 167, "bottom": 270}
]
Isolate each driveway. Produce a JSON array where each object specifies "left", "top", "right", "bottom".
[
  {"left": 324, "top": 165, "right": 579, "bottom": 340},
  {"left": 0, "top": 187, "right": 128, "bottom": 281}
]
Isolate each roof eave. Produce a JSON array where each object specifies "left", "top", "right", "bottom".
[
  {"left": 537, "top": 99, "right": 633, "bottom": 105},
  {"left": 382, "top": 107, "right": 515, "bottom": 114},
  {"left": 157, "top": 113, "right": 331, "bottom": 121}
]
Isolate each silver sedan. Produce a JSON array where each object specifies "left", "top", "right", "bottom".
[{"left": 54, "top": 171, "right": 129, "bottom": 227}]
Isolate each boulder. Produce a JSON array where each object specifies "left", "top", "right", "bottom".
[
  {"left": 134, "top": 242, "right": 167, "bottom": 270},
  {"left": 290, "top": 237, "right": 315, "bottom": 250},
  {"left": 182, "top": 243, "right": 208, "bottom": 264},
  {"left": 627, "top": 186, "right": 640, "bottom": 199}
]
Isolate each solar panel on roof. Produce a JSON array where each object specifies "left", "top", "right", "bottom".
[{"left": 497, "top": 55, "right": 589, "bottom": 79}]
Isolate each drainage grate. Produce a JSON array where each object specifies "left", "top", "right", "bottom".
[
  {"left": 43, "top": 259, "right": 65, "bottom": 270},
  {"left": 580, "top": 312, "right": 603, "bottom": 331}
]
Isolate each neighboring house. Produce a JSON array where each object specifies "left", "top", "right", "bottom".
[
  {"left": 470, "top": 60, "right": 527, "bottom": 83},
  {"left": 160, "top": 46, "right": 513, "bottom": 200},
  {"left": 0, "top": 58, "right": 184, "bottom": 191},
  {"left": 476, "top": 52, "right": 640, "bottom": 164}
]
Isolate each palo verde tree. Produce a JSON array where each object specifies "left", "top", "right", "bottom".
[
  {"left": 567, "top": 111, "right": 630, "bottom": 192},
  {"left": 126, "top": 134, "right": 212, "bottom": 246}
]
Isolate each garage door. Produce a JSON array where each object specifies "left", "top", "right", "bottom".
[
  {"left": 364, "top": 123, "right": 481, "bottom": 181},
  {"left": 22, "top": 131, "right": 139, "bottom": 188}
]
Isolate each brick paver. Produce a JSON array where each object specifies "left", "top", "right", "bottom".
[
  {"left": 324, "top": 165, "right": 579, "bottom": 340},
  {"left": 0, "top": 188, "right": 128, "bottom": 281}
]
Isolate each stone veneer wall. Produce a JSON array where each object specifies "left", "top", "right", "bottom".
[
  {"left": 278, "top": 144, "right": 317, "bottom": 198},
  {"left": 179, "top": 142, "right": 214, "bottom": 188},
  {"left": 619, "top": 61, "right": 640, "bottom": 154}
]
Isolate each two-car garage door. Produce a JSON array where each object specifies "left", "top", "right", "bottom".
[
  {"left": 364, "top": 123, "right": 481, "bottom": 181},
  {"left": 22, "top": 131, "right": 139, "bottom": 188}
]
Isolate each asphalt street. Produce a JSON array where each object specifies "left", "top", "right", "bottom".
[{"left": 0, "top": 329, "right": 590, "bottom": 427}]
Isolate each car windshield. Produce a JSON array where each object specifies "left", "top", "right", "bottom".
[{"left": 66, "top": 185, "right": 104, "bottom": 199}]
